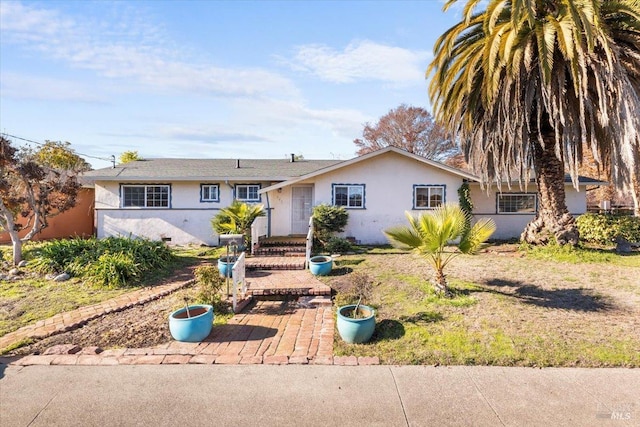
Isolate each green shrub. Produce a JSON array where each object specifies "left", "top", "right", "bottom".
[
  {"left": 313, "top": 204, "right": 349, "bottom": 248},
  {"left": 194, "top": 265, "right": 226, "bottom": 306},
  {"left": 576, "top": 214, "right": 640, "bottom": 244},
  {"left": 87, "top": 252, "right": 140, "bottom": 288},
  {"left": 27, "top": 237, "right": 175, "bottom": 287},
  {"left": 325, "top": 237, "right": 353, "bottom": 254}
]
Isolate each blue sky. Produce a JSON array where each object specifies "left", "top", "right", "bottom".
[{"left": 1, "top": 0, "right": 465, "bottom": 169}]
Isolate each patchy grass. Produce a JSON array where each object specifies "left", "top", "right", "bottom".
[
  {"left": 328, "top": 245, "right": 640, "bottom": 367},
  {"left": 521, "top": 243, "right": 640, "bottom": 267},
  {"left": 0, "top": 244, "right": 222, "bottom": 337}
]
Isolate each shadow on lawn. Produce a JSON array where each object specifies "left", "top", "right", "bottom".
[
  {"left": 372, "top": 319, "right": 405, "bottom": 341},
  {"left": 482, "top": 279, "right": 614, "bottom": 312}
]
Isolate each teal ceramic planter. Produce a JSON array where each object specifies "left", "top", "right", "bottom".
[
  {"left": 169, "top": 305, "right": 214, "bottom": 342},
  {"left": 309, "top": 255, "right": 332, "bottom": 276},
  {"left": 218, "top": 256, "right": 236, "bottom": 278},
  {"left": 337, "top": 304, "right": 376, "bottom": 344}
]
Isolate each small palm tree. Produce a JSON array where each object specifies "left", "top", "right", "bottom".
[
  {"left": 384, "top": 204, "right": 496, "bottom": 296},
  {"left": 211, "top": 201, "right": 265, "bottom": 246}
]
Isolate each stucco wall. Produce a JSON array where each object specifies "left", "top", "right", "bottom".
[
  {"left": 97, "top": 209, "right": 218, "bottom": 246},
  {"left": 469, "top": 183, "right": 588, "bottom": 240},
  {"left": 0, "top": 188, "right": 94, "bottom": 243},
  {"left": 94, "top": 180, "right": 271, "bottom": 246},
  {"left": 268, "top": 151, "right": 465, "bottom": 244}
]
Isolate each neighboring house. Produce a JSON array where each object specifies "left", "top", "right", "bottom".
[
  {"left": 0, "top": 187, "right": 95, "bottom": 244},
  {"left": 82, "top": 147, "right": 603, "bottom": 245}
]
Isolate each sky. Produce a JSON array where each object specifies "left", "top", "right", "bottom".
[{"left": 0, "top": 0, "right": 467, "bottom": 169}]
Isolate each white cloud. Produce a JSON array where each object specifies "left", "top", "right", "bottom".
[
  {"left": 235, "top": 98, "right": 369, "bottom": 141},
  {"left": 159, "top": 127, "right": 274, "bottom": 144},
  {"left": 283, "top": 40, "right": 430, "bottom": 84},
  {"left": 0, "top": 1, "right": 298, "bottom": 99},
  {"left": 0, "top": 73, "right": 107, "bottom": 103}
]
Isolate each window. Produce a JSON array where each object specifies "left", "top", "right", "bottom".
[
  {"left": 200, "top": 184, "right": 219, "bottom": 202},
  {"left": 414, "top": 185, "right": 445, "bottom": 209},
  {"left": 122, "top": 185, "right": 170, "bottom": 208},
  {"left": 235, "top": 184, "right": 260, "bottom": 202},
  {"left": 497, "top": 193, "right": 537, "bottom": 214},
  {"left": 333, "top": 184, "right": 365, "bottom": 208}
]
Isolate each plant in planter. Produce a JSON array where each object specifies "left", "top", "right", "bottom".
[
  {"left": 336, "top": 272, "right": 376, "bottom": 344},
  {"left": 309, "top": 255, "right": 333, "bottom": 276},
  {"left": 211, "top": 200, "right": 265, "bottom": 248},
  {"left": 168, "top": 265, "right": 225, "bottom": 342},
  {"left": 169, "top": 297, "right": 214, "bottom": 342},
  {"left": 384, "top": 203, "right": 495, "bottom": 297}
]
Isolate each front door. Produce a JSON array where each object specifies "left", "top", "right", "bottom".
[{"left": 291, "top": 186, "right": 313, "bottom": 235}]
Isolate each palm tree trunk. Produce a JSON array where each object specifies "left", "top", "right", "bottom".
[
  {"left": 433, "top": 269, "right": 451, "bottom": 297},
  {"left": 632, "top": 175, "right": 640, "bottom": 217},
  {"left": 521, "top": 136, "right": 579, "bottom": 246}
]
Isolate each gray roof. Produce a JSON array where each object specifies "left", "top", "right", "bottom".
[{"left": 82, "top": 158, "right": 342, "bottom": 182}]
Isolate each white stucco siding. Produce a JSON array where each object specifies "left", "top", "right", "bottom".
[
  {"left": 270, "top": 152, "right": 465, "bottom": 244},
  {"left": 469, "top": 183, "right": 588, "bottom": 240},
  {"left": 96, "top": 209, "right": 217, "bottom": 245},
  {"left": 93, "top": 180, "right": 272, "bottom": 246}
]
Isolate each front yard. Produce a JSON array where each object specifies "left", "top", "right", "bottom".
[
  {"left": 326, "top": 245, "right": 640, "bottom": 367},
  {"left": 2, "top": 242, "right": 639, "bottom": 366}
]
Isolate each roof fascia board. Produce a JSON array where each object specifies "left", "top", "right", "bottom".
[{"left": 260, "top": 146, "right": 480, "bottom": 194}]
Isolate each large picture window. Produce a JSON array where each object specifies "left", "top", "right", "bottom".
[
  {"left": 122, "top": 185, "right": 170, "bottom": 208},
  {"left": 200, "top": 184, "right": 219, "bottom": 202},
  {"left": 497, "top": 193, "right": 537, "bottom": 214},
  {"left": 414, "top": 185, "right": 445, "bottom": 209},
  {"left": 235, "top": 184, "right": 261, "bottom": 202},
  {"left": 332, "top": 184, "right": 365, "bottom": 209}
]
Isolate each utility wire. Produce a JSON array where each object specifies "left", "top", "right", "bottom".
[{"left": 0, "top": 132, "right": 114, "bottom": 162}]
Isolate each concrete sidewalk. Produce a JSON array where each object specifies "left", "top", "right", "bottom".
[{"left": 1, "top": 364, "right": 637, "bottom": 426}]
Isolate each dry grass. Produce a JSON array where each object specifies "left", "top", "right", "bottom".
[{"left": 327, "top": 245, "right": 640, "bottom": 367}]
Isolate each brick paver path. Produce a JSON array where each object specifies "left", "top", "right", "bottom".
[
  {"left": 1, "top": 266, "right": 380, "bottom": 366},
  {"left": 246, "top": 269, "right": 331, "bottom": 296}
]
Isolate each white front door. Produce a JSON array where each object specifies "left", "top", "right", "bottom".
[{"left": 291, "top": 186, "right": 313, "bottom": 235}]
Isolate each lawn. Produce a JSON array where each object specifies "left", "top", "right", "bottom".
[{"left": 327, "top": 244, "right": 640, "bottom": 367}]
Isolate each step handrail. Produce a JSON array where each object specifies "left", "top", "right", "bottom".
[
  {"left": 305, "top": 216, "right": 314, "bottom": 269},
  {"left": 231, "top": 252, "right": 246, "bottom": 312}
]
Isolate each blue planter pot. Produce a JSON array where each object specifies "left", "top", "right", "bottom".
[
  {"left": 169, "top": 304, "right": 214, "bottom": 342},
  {"left": 337, "top": 304, "right": 376, "bottom": 344},
  {"left": 309, "top": 255, "right": 332, "bottom": 276},
  {"left": 218, "top": 256, "right": 236, "bottom": 278}
]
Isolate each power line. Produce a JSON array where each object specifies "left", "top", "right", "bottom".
[{"left": 0, "top": 132, "right": 114, "bottom": 163}]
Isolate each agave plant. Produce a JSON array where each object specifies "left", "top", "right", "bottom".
[
  {"left": 384, "top": 203, "right": 496, "bottom": 296},
  {"left": 211, "top": 200, "right": 265, "bottom": 246}
]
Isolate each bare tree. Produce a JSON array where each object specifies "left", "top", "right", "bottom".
[
  {"left": 0, "top": 137, "right": 90, "bottom": 264},
  {"left": 354, "top": 104, "right": 458, "bottom": 161}
]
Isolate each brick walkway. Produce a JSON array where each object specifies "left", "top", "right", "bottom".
[
  {"left": 1, "top": 269, "right": 380, "bottom": 367},
  {"left": 246, "top": 269, "right": 332, "bottom": 296}
]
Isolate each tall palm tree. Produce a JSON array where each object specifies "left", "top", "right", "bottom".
[
  {"left": 428, "top": 0, "right": 640, "bottom": 244},
  {"left": 384, "top": 204, "right": 496, "bottom": 296}
]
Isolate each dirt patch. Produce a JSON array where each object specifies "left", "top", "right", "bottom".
[
  {"left": 7, "top": 286, "right": 195, "bottom": 356},
  {"left": 5, "top": 262, "right": 231, "bottom": 357}
]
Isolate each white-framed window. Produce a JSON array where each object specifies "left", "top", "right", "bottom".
[
  {"left": 200, "top": 184, "right": 219, "bottom": 202},
  {"left": 332, "top": 184, "right": 365, "bottom": 209},
  {"left": 497, "top": 193, "right": 537, "bottom": 214},
  {"left": 414, "top": 185, "right": 445, "bottom": 209},
  {"left": 121, "top": 184, "right": 170, "bottom": 208},
  {"left": 235, "top": 184, "right": 261, "bottom": 202}
]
